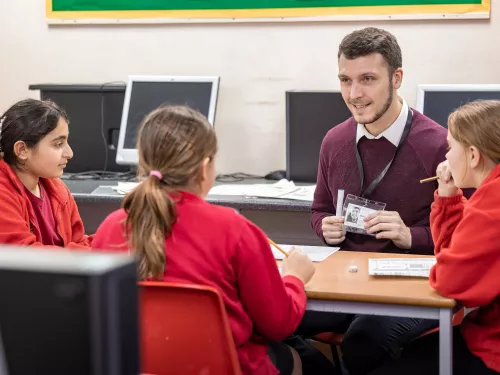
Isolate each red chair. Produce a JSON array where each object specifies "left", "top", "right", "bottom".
[
  {"left": 313, "top": 308, "right": 465, "bottom": 374},
  {"left": 313, "top": 332, "right": 344, "bottom": 375},
  {"left": 138, "top": 281, "right": 242, "bottom": 375}
]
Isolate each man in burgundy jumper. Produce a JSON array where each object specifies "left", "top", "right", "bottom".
[{"left": 301, "top": 28, "right": 449, "bottom": 375}]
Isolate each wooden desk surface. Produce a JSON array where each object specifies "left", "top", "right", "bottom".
[{"left": 291, "top": 251, "right": 455, "bottom": 309}]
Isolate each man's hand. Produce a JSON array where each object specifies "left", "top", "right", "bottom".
[
  {"left": 321, "top": 216, "right": 346, "bottom": 245},
  {"left": 364, "top": 211, "right": 412, "bottom": 249}
]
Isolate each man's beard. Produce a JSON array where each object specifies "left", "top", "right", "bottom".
[{"left": 361, "top": 80, "right": 393, "bottom": 125}]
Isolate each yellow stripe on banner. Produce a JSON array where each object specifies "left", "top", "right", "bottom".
[{"left": 46, "top": 0, "right": 490, "bottom": 19}]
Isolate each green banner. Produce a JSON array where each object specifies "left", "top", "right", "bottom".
[{"left": 52, "top": 0, "right": 482, "bottom": 12}]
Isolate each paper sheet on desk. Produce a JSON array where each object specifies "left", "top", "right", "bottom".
[
  {"left": 208, "top": 179, "right": 316, "bottom": 201},
  {"left": 271, "top": 244, "right": 339, "bottom": 262},
  {"left": 110, "top": 182, "right": 140, "bottom": 195},
  {"left": 368, "top": 258, "right": 436, "bottom": 278},
  {"left": 106, "top": 179, "right": 316, "bottom": 200}
]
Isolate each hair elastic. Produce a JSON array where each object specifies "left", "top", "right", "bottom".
[{"left": 149, "top": 170, "right": 163, "bottom": 180}]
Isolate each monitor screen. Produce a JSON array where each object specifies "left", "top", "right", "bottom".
[
  {"left": 286, "top": 91, "right": 352, "bottom": 183},
  {"left": 415, "top": 84, "right": 500, "bottom": 128},
  {"left": 116, "top": 75, "right": 219, "bottom": 165}
]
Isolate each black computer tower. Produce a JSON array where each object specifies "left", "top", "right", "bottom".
[{"left": 0, "top": 246, "right": 139, "bottom": 375}]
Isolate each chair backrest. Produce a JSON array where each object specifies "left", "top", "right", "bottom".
[{"left": 138, "top": 281, "right": 242, "bottom": 375}]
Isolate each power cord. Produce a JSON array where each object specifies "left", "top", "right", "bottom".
[
  {"left": 64, "top": 81, "right": 128, "bottom": 181},
  {"left": 215, "top": 173, "right": 264, "bottom": 183},
  {"left": 99, "top": 81, "right": 127, "bottom": 173},
  {"left": 61, "top": 169, "right": 137, "bottom": 181}
]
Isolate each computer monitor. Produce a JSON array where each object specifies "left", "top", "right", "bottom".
[
  {"left": 286, "top": 91, "right": 352, "bottom": 183},
  {"left": 0, "top": 329, "right": 7, "bottom": 375},
  {"left": 416, "top": 84, "right": 500, "bottom": 128},
  {"left": 116, "top": 75, "right": 220, "bottom": 165},
  {"left": 29, "top": 84, "right": 130, "bottom": 174},
  {"left": 0, "top": 246, "right": 139, "bottom": 375}
]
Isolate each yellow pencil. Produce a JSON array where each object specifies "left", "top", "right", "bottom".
[
  {"left": 420, "top": 176, "right": 439, "bottom": 184},
  {"left": 268, "top": 238, "right": 289, "bottom": 257}
]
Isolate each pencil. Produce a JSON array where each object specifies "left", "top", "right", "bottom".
[
  {"left": 268, "top": 238, "right": 290, "bottom": 257},
  {"left": 420, "top": 176, "right": 439, "bottom": 184}
]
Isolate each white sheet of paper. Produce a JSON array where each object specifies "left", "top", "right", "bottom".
[
  {"left": 368, "top": 258, "right": 436, "bottom": 278},
  {"left": 278, "top": 186, "right": 316, "bottom": 201},
  {"left": 208, "top": 179, "right": 316, "bottom": 201},
  {"left": 270, "top": 244, "right": 339, "bottom": 262},
  {"left": 106, "top": 179, "right": 316, "bottom": 200},
  {"left": 208, "top": 184, "right": 252, "bottom": 196},
  {"left": 109, "top": 181, "right": 140, "bottom": 195}
]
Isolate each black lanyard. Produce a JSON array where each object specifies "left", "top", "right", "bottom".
[{"left": 356, "top": 109, "right": 413, "bottom": 198}]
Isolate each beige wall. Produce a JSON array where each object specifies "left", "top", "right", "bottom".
[{"left": 1, "top": 2, "right": 499, "bottom": 175}]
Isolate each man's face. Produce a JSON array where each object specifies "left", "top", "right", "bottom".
[{"left": 338, "top": 53, "right": 401, "bottom": 125}]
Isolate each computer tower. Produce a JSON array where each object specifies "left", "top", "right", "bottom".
[
  {"left": 0, "top": 246, "right": 139, "bottom": 375},
  {"left": 286, "top": 91, "right": 352, "bottom": 183},
  {"left": 29, "top": 84, "right": 129, "bottom": 174}
]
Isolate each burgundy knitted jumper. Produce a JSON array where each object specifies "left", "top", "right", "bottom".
[{"left": 311, "top": 109, "right": 448, "bottom": 255}]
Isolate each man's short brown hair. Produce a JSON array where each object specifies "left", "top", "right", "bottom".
[{"left": 338, "top": 27, "right": 402, "bottom": 74}]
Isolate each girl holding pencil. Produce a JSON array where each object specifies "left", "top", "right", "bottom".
[
  {"left": 91, "top": 105, "right": 315, "bottom": 375},
  {"left": 370, "top": 100, "right": 500, "bottom": 375}
]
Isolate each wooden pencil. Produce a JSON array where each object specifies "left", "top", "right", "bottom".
[
  {"left": 420, "top": 176, "right": 439, "bottom": 184},
  {"left": 268, "top": 238, "right": 289, "bottom": 257}
]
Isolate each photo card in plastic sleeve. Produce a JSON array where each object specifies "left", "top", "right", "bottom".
[{"left": 342, "top": 194, "right": 386, "bottom": 236}]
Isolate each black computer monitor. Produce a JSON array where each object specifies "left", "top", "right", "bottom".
[
  {"left": 116, "top": 75, "right": 220, "bottom": 165},
  {"left": 28, "top": 84, "right": 130, "bottom": 174},
  {"left": 0, "top": 329, "right": 7, "bottom": 375},
  {"left": 416, "top": 84, "right": 500, "bottom": 128},
  {"left": 0, "top": 246, "right": 139, "bottom": 375},
  {"left": 286, "top": 91, "right": 352, "bottom": 183}
]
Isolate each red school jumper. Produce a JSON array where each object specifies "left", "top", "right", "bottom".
[
  {"left": 0, "top": 159, "right": 93, "bottom": 249},
  {"left": 92, "top": 190, "right": 307, "bottom": 375},
  {"left": 430, "top": 164, "right": 500, "bottom": 372}
]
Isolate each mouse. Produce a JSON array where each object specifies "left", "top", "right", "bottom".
[{"left": 264, "top": 170, "right": 287, "bottom": 180}]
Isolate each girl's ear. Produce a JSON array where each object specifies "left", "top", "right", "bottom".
[
  {"left": 200, "top": 157, "right": 211, "bottom": 182},
  {"left": 13, "top": 141, "right": 29, "bottom": 161},
  {"left": 468, "top": 145, "right": 481, "bottom": 170}
]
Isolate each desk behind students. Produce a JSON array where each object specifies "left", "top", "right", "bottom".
[{"left": 63, "top": 178, "right": 323, "bottom": 246}]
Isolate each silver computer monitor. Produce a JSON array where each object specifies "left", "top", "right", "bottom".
[
  {"left": 415, "top": 84, "right": 500, "bottom": 128},
  {"left": 116, "top": 75, "right": 220, "bottom": 165}
]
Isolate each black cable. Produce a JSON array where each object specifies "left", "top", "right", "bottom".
[
  {"left": 99, "top": 81, "right": 126, "bottom": 173},
  {"left": 215, "top": 172, "right": 264, "bottom": 183},
  {"left": 64, "top": 81, "right": 129, "bottom": 181},
  {"left": 61, "top": 169, "right": 137, "bottom": 181}
]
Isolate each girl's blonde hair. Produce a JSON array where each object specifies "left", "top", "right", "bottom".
[
  {"left": 448, "top": 100, "right": 500, "bottom": 165},
  {"left": 123, "top": 105, "right": 217, "bottom": 280}
]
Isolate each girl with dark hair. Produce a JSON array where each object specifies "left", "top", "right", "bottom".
[{"left": 0, "top": 98, "right": 92, "bottom": 248}]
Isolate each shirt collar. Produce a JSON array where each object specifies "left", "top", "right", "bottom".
[{"left": 356, "top": 98, "right": 410, "bottom": 147}]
